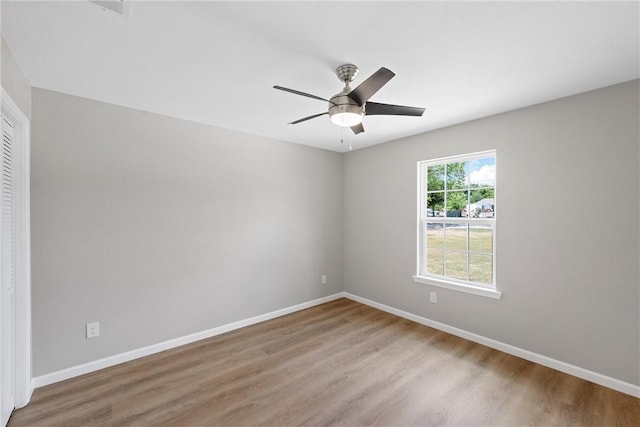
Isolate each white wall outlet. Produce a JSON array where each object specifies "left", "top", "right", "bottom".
[
  {"left": 86, "top": 322, "right": 100, "bottom": 338},
  {"left": 430, "top": 292, "right": 437, "bottom": 303},
  {"left": 321, "top": 274, "right": 327, "bottom": 285}
]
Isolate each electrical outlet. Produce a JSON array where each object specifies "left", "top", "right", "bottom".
[
  {"left": 86, "top": 322, "right": 100, "bottom": 339},
  {"left": 321, "top": 274, "right": 327, "bottom": 285},
  {"left": 430, "top": 292, "right": 437, "bottom": 303}
]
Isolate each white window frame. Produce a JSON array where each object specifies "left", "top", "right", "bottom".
[{"left": 413, "top": 150, "right": 501, "bottom": 299}]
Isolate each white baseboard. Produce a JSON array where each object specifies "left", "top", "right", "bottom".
[
  {"left": 33, "top": 291, "right": 639, "bottom": 398},
  {"left": 33, "top": 293, "right": 345, "bottom": 388},
  {"left": 343, "top": 292, "right": 640, "bottom": 398}
]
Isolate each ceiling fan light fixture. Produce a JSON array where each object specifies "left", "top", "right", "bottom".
[
  {"left": 329, "top": 101, "right": 364, "bottom": 127},
  {"left": 330, "top": 111, "right": 363, "bottom": 127}
]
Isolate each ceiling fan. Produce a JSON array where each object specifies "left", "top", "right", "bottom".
[{"left": 274, "top": 64, "right": 425, "bottom": 135}]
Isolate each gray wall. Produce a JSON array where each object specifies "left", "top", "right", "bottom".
[
  {"left": 343, "top": 80, "right": 640, "bottom": 386},
  {"left": 1, "top": 36, "right": 31, "bottom": 118},
  {"left": 31, "top": 88, "right": 343, "bottom": 375},
  {"left": 27, "top": 80, "right": 640, "bottom": 387}
]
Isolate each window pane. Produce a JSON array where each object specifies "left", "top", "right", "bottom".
[
  {"left": 469, "top": 224, "right": 492, "bottom": 253},
  {"left": 469, "top": 253, "right": 493, "bottom": 284},
  {"left": 446, "top": 161, "right": 467, "bottom": 190},
  {"left": 426, "top": 248, "right": 444, "bottom": 276},
  {"left": 427, "top": 164, "right": 445, "bottom": 192},
  {"left": 468, "top": 188, "right": 494, "bottom": 218},
  {"left": 426, "top": 192, "right": 444, "bottom": 217},
  {"left": 446, "top": 190, "right": 468, "bottom": 217},
  {"left": 425, "top": 223, "right": 444, "bottom": 248},
  {"left": 469, "top": 188, "right": 494, "bottom": 218},
  {"left": 445, "top": 250, "right": 467, "bottom": 280},
  {"left": 468, "top": 157, "right": 496, "bottom": 188},
  {"left": 470, "top": 188, "right": 494, "bottom": 203},
  {"left": 445, "top": 223, "right": 467, "bottom": 250}
]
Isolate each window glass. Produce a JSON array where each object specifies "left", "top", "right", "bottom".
[{"left": 419, "top": 151, "right": 496, "bottom": 288}]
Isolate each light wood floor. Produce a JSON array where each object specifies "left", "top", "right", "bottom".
[{"left": 8, "top": 298, "right": 639, "bottom": 426}]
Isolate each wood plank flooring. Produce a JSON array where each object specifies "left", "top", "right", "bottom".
[{"left": 8, "top": 298, "right": 639, "bottom": 426}]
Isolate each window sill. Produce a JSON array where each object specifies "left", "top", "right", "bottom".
[{"left": 412, "top": 275, "right": 502, "bottom": 300}]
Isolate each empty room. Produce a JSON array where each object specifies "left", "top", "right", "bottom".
[{"left": 1, "top": 1, "right": 639, "bottom": 426}]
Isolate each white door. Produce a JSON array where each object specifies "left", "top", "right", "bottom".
[{"left": 0, "top": 116, "right": 16, "bottom": 426}]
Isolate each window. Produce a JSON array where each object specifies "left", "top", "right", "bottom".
[{"left": 414, "top": 150, "right": 501, "bottom": 299}]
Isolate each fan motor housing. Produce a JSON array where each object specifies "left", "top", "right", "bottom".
[{"left": 329, "top": 90, "right": 364, "bottom": 127}]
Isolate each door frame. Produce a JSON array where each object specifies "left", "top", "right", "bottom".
[{"left": 1, "top": 88, "right": 32, "bottom": 411}]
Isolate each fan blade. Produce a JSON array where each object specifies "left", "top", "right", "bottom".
[
  {"left": 289, "top": 112, "right": 328, "bottom": 125},
  {"left": 365, "top": 102, "right": 425, "bottom": 117},
  {"left": 351, "top": 123, "right": 364, "bottom": 135},
  {"left": 274, "top": 86, "right": 334, "bottom": 105},
  {"left": 347, "top": 67, "right": 395, "bottom": 106}
]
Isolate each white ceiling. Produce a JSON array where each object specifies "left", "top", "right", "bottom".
[{"left": 2, "top": 1, "right": 639, "bottom": 152}]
